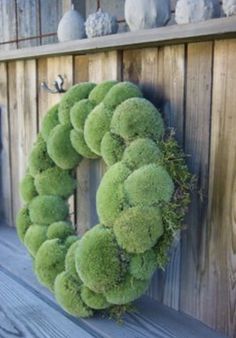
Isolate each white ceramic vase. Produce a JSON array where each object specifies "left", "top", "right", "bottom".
[
  {"left": 57, "top": 7, "right": 85, "bottom": 42},
  {"left": 222, "top": 0, "right": 236, "bottom": 16}
]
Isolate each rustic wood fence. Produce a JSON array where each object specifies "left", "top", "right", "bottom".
[{"left": 0, "top": 23, "right": 235, "bottom": 337}]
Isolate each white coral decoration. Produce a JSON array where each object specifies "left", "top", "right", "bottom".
[
  {"left": 222, "top": 0, "right": 236, "bottom": 16},
  {"left": 125, "top": 0, "right": 170, "bottom": 31},
  {"left": 85, "top": 8, "right": 118, "bottom": 38},
  {"left": 175, "top": 0, "right": 220, "bottom": 24}
]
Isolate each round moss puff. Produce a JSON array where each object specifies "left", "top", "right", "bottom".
[
  {"left": 101, "top": 132, "right": 125, "bottom": 166},
  {"left": 89, "top": 80, "right": 118, "bottom": 105},
  {"left": 34, "top": 167, "right": 76, "bottom": 198},
  {"left": 124, "top": 164, "right": 174, "bottom": 207},
  {"left": 70, "top": 99, "right": 95, "bottom": 131},
  {"left": 47, "top": 221, "right": 75, "bottom": 240},
  {"left": 16, "top": 207, "right": 32, "bottom": 242},
  {"left": 65, "top": 240, "right": 80, "bottom": 279},
  {"left": 113, "top": 206, "right": 163, "bottom": 253},
  {"left": 28, "top": 137, "right": 54, "bottom": 177},
  {"left": 129, "top": 249, "right": 157, "bottom": 280},
  {"left": 58, "top": 83, "right": 96, "bottom": 125},
  {"left": 84, "top": 103, "right": 114, "bottom": 155},
  {"left": 105, "top": 274, "right": 149, "bottom": 305},
  {"left": 20, "top": 174, "right": 38, "bottom": 203},
  {"left": 24, "top": 225, "right": 48, "bottom": 257},
  {"left": 35, "top": 239, "right": 67, "bottom": 291},
  {"left": 103, "top": 81, "right": 143, "bottom": 109},
  {"left": 70, "top": 129, "right": 98, "bottom": 159},
  {"left": 41, "top": 104, "right": 59, "bottom": 141},
  {"left": 96, "top": 162, "right": 131, "bottom": 227},
  {"left": 75, "top": 225, "right": 127, "bottom": 293},
  {"left": 29, "top": 195, "right": 69, "bottom": 225},
  {"left": 47, "top": 124, "right": 82, "bottom": 170},
  {"left": 81, "top": 285, "right": 110, "bottom": 310},
  {"left": 65, "top": 235, "right": 79, "bottom": 248},
  {"left": 111, "top": 98, "right": 164, "bottom": 142},
  {"left": 54, "top": 271, "right": 93, "bottom": 318},
  {"left": 123, "top": 138, "right": 162, "bottom": 170}
]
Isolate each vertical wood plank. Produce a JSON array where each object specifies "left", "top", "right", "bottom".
[
  {"left": 40, "top": 0, "right": 62, "bottom": 45},
  {"left": 196, "top": 39, "right": 236, "bottom": 337},
  {"left": 180, "top": 42, "right": 213, "bottom": 319},
  {"left": 0, "top": 62, "right": 13, "bottom": 225},
  {"left": 0, "top": 0, "right": 17, "bottom": 51},
  {"left": 8, "top": 60, "right": 37, "bottom": 224}
]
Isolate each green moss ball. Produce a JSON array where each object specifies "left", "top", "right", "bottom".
[
  {"left": 29, "top": 195, "right": 69, "bottom": 225},
  {"left": 124, "top": 164, "right": 174, "bottom": 207},
  {"left": 20, "top": 174, "right": 38, "bottom": 203},
  {"left": 103, "top": 82, "right": 143, "bottom": 109},
  {"left": 16, "top": 207, "right": 32, "bottom": 242},
  {"left": 111, "top": 98, "right": 164, "bottom": 142},
  {"left": 84, "top": 103, "right": 114, "bottom": 155},
  {"left": 81, "top": 286, "right": 110, "bottom": 310},
  {"left": 75, "top": 225, "right": 127, "bottom": 293},
  {"left": 24, "top": 225, "right": 48, "bottom": 257},
  {"left": 54, "top": 271, "right": 92, "bottom": 317},
  {"left": 101, "top": 132, "right": 125, "bottom": 166},
  {"left": 58, "top": 83, "right": 96, "bottom": 125},
  {"left": 47, "top": 221, "right": 75, "bottom": 240},
  {"left": 70, "top": 99, "right": 95, "bottom": 131},
  {"left": 105, "top": 274, "right": 149, "bottom": 305},
  {"left": 41, "top": 104, "right": 59, "bottom": 141},
  {"left": 65, "top": 240, "right": 80, "bottom": 279},
  {"left": 35, "top": 239, "right": 67, "bottom": 291},
  {"left": 123, "top": 138, "right": 162, "bottom": 170},
  {"left": 96, "top": 162, "right": 131, "bottom": 227},
  {"left": 89, "top": 80, "right": 118, "bottom": 105},
  {"left": 65, "top": 235, "right": 79, "bottom": 248},
  {"left": 113, "top": 207, "right": 163, "bottom": 253},
  {"left": 70, "top": 129, "right": 98, "bottom": 159},
  {"left": 47, "top": 124, "right": 82, "bottom": 169},
  {"left": 28, "top": 137, "right": 54, "bottom": 176},
  {"left": 34, "top": 167, "right": 76, "bottom": 198},
  {"left": 129, "top": 249, "right": 157, "bottom": 280}
]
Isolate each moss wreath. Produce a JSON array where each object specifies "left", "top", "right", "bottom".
[{"left": 17, "top": 81, "right": 192, "bottom": 319}]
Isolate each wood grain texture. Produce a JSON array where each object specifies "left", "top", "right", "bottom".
[
  {"left": 180, "top": 41, "right": 214, "bottom": 323},
  {"left": 0, "top": 0, "right": 17, "bottom": 50},
  {"left": 0, "top": 62, "right": 13, "bottom": 226},
  {"left": 40, "top": 0, "right": 62, "bottom": 45}
]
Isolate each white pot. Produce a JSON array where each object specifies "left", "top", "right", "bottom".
[
  {"left": 57, "top": 8, "right": 85, "bottom": 42},
  {"left": 125, "top": 0, "right": 171, "bottom": 31},
  {"left": 222, "top": 0, "right": 236, "bottom": 16},
  {"left": 175, "top": 0, "right": 220, "bottom": 24}
]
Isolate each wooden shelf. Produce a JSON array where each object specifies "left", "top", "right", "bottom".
[{"left": 0, "top": 16, "right": 236, "bottom": 61}]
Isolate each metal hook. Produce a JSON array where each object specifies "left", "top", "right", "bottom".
[{"left": 41, "top": 75, "right": 66, "bottom": 94}]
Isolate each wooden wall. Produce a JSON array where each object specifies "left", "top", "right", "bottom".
[{"left": 0, "top": 40, "right": 236, "bottom": 337}]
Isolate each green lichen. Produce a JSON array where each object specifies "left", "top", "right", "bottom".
[
  {"left": 35, "top": 239, "right": 67, "bottom": 291},
  {"left": 75, "top": 225, "right": 128, "bottom": 293},
  {"left": 113, "top": 206, "right": 163, "bottom": 253},
  {"left": 16, "top": 207, "right": 32, "bottom": 242},
  {"left": 29, "top": 195, "right": 69, "bottom": 225},
  {"left": 123, "top": 138, "right": 162, "bottom": 170},
  {"left": 89, "top": 80, "right": 118, "bottom": 105},
  {"left": 101, "top": 132, "right": 125, "bottom": 166},
  {"left": 70, "top": 99, "right": 95, "bottom": 131},
  {"left": 47, "top": 221, "right": 75, "bottom": 240},
  {"left": 58, "top": 83, "right": 96, "bottom": 125},
  {"left": 28, "top": 136, "right": 54, "bottom": 176},
  {"left": 96, "top": 162, "right": 131, "bottom": 227},
  {"left": 81, "top": 285, "right": 110, "bottom": 310},
  {"left": 70, "top": 129, "right": 98, "bottom": 159},
  {"left": 47, "top": 124, "right": 82, "bottom": 169},
  {"left": 103, "top": 82, "right": 143, "bottom": 109},
  {"left": 41, "top": 104, "right": 60, "bottom": 141},
  {"left": 54, "top": 271, "right": 93, "bottom": 317},
  {"left": 24, "top": 225, "right": 48, "bottom": 257},
  {"left": 65, "top": 240, "right": 80, "bottom": 279},
  {"left": 124, "top": 164, "right": 174, "bottom": 207},
  {"left": 34, "top": 167, "right": 76, "bottom": 198},
  {"left": 111, "top": 98, "right": 164, "bottom": 142},
  {"left": 84, "top": 103, "right": 114, "bottom": 155},
  {"left": 20, "top": 174, "right": 38, "bottom": 203},
  {"left": 129, "top": 249, "right": 157, "bottom": 280},
  {"left": 105, "top": 274, "right": 149, "bottom": 305}
]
